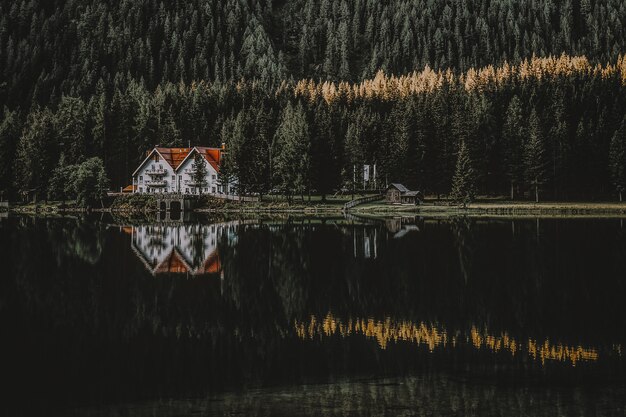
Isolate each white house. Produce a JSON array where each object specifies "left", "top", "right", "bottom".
[{"left": 130, "top": 146, "right": 237, "bottom": 195}]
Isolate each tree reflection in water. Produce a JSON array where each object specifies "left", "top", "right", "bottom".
[{"left": 1, "top": 214, "right": 626, "bottom": 415}]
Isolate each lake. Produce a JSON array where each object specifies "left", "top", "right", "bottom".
[{"left": 1, "top": 214, "right": 625, "bottom": 416}]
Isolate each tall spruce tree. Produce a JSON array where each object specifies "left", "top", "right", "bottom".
[
  {"left": 272, "top": 102, "right": 310, "bottom": 202},
  {"left": 502, "top": 96, "right": 524, "bottom": 199},
  {"left": 450, "top": 140, "right": 476, "bottom": 206},
  {"left": 609, "top": 117, "right": 626, "bottom": 202},
  {"left": 0, "top": 108, "right": 21, "bottom": 199},
  {"left": 191, "top": 152, "right": 207, "bottom": 194},
  {"left": 523, "top": 109, "right": 548, "bottom": 203},
  {"left": 15, "top": 107, "right": 58, "bottom": 201}
]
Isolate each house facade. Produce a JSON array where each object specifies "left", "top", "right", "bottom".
[{"left": 131, "top": 146, "right": 236, "bottom": 195}]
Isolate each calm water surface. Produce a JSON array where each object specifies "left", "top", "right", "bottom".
[{"left": 1, "top": 214, "right": 626, "bottom": 416}]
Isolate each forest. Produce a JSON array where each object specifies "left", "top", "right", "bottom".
[{"left": 1, "top": 0, "right": 626, "bottom": 201}]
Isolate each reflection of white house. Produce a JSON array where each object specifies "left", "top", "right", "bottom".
[
  {"left": 126, "top": 223, "right": 236, "bottom": 276},
  {"left": 131, "top": 146, "right": 236, "bottom": 195}
]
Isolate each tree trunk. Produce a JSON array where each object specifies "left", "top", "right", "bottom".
[
  {"left": 535, "top": 179, "right": 539, "bottom": 203},
  {"left": 510, "top": 182, "right": 514, "bottom": 200},
  {"left": 620, "top": 191, "right": 623, "bottom": 202}
]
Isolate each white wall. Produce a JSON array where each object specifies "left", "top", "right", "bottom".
[
  {"left": 133, "top": 153, "right": 176, "bottom": 193},
  {"left": 176, "top": 156, "right": 219, "bottom": 195},
  {"left": 132, "top": 149, "right": 238, "bottom": 195}
]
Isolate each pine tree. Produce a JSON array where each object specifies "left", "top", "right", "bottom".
[
  {"left": 450, "top": 140, "right": 476, "bottom": 207},
  {"left": 191, "top": 152, "right": 207, "bottom": 194},
  {"left": 272, "top": 102, "right": 310, "bottom": 202},
  {"left": 0, "top": 108, "right": 21, "bottom": 199},
  {"left": 502, "top": 96, "right": 524, "bottom": 199},
  {"left": 609, "top": 117, "right": 626, "bottom": 202},
  {"left": 15, "top": 107, "right": 58, "bottom": 201},
  {"left": 523, "top": 109, "right": 548, "bottom": 203},
  {"left": 48, "top": 154, "right": 72, "bottom": 202},
  {"left": 54, "top": 96, "right": 88, "bottom": 163}
]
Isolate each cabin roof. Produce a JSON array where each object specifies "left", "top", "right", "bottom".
[{"left": 388, "top": 183, "right": 409, "bottom": 192}]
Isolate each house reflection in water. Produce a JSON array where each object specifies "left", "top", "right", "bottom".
[
  {"left": 350, "top": 217, "right": 422, "bottom": 259},
  {"left": 126, "top": 223, "right": 234, "bottom": 276},
  {"left": 352, "top": 227, "right": 378, "bottom": 259}
]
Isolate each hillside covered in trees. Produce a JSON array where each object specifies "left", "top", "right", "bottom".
[{"left": 1, "top": 0, "right": 626, "bottom": 201}]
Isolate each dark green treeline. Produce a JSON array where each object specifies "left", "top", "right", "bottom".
[
  {"left": 2, "top": 0, "right": 626, "bottom": 200},
  {"left": 1, "top": 70, "right": 626, "bottom": 201},
  {"left": 2, "top": 0, "right": 626, "bottom": 107}
]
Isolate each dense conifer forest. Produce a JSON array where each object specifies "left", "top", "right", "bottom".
[{"left": 1, "top": 0, "right": 626, "bottom": 201}]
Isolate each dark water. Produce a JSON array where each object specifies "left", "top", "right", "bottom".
[{"left": 1, "top": 214, "right": 626, "bottom": 416}]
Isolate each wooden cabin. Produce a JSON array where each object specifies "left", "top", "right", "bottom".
[{"left": 385, "top": 183, "right": 422, "bottom": 205}]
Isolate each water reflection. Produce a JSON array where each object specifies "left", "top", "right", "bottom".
[
  {"left": 2, "top": 214, "right": 626, "bottom": 415},
  {"left": 126, "top": 222, "right": 239, "bottom": 276},
  {"left": 295, "top": 313, "right": 609, "bottom": 367}
]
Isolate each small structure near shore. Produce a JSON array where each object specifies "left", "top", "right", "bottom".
[{"left": 385, "top": 183, "right": 422, "bottom": 205}]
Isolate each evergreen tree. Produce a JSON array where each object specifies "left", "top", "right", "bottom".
[
  {"left": 15, "top": 107, "right": 58, "bottom": 201},
  {"left": 191, "top": 152, "right": 207, "bottom": 194},
  {"left": 0, "top": 108, "right": 21, "bottom": 199},
  {"left": 502, "top": 96, "right": 525, "bottom": 199},
  {"left": 523, "top": 109, "right": 548, "bottom": 202},
  {"left": 310, "top": 102, "right": 343, "bottom": 200},
  {"left": 450, "top": 140, "right": 476, "bottom": 206},
  {"left": 54, "top": 96, "right": 88, "bottom": 162},
  {"left": 609, "top": 117, "right": 626, "bottom": 202},
  {"left": 272, "top": 102, "right": 311, "bottom": 202},
  {"left": 47, "top": 154, "right": 72, "bottom": 202}
]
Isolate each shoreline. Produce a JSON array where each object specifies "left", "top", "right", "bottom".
[{"left": 4, "top": 200, "right": 626, "bottom": 218}]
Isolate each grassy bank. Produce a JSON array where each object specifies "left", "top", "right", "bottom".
[
  {"left": 354, "top": 200, "right": 626, "bottom": 217},
  {"left": 7, "top": 194, "right": 626, "bottom": 217}
]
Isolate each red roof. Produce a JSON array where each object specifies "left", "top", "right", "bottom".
[
  {"left": 154, "top": 249, "right": 192, "bottom": 274},
  {"left": 122, "top": 185, "right": 136, "bottom": 193},
  {"left": 198, "top": 251, "right": 221, "bottom": 274},
  {"left": 194, "top": 147, "right": 222, "bottom": 172},
  {"left": 155, "top": 147, "right": 193, "bottom": 170},
  {"left": 151, "top": 146, "right": 223, "bottom": 172}
]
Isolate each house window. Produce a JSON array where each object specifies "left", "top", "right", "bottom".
[
  {"left": 139, "top": 187, "right": 143, "bottom": 192},
  {"left": 172, "top": 175, "right": 175, "bottom": 181},
  {"left": 159, "top": 164, "right": 163, "bottom": 169},
  {"left": 185, "top": 188, "right": 189, "bottom": 193},
  {"left": 212, "top": 186, "right": 216, "bottom": 193},
  {"left": 139, "top": 175, "right": 143, "bottom": 181},
  {"left": 212, "top": 174, "right": 216, "bottom": 180}
]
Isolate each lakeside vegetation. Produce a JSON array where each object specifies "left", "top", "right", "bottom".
[
  {"left": 1, "top": 1, "right": 626, "bottom": 204},
  {"left": 6, "top": 193, "right": 626, "bottom": 218}
]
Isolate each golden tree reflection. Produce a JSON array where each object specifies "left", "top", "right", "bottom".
[{"left": 296, "top": 313, "right": 610, "bottom": 367}]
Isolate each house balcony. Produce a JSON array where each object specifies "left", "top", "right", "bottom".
[
  {"left": 145, "top": 180, "right": 167, "bottom": 187},
  {"left": 184, "top": 179, "right": 206, "bottom": 186},
  {"left": 145, "top": 169, "right": 166, "bottom": 176}
]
